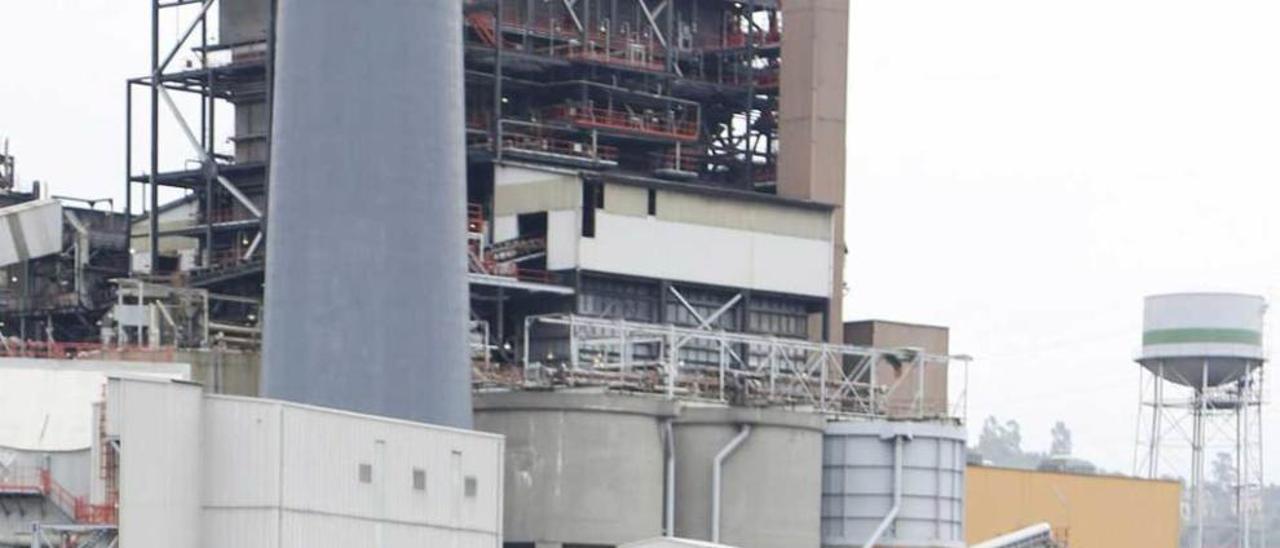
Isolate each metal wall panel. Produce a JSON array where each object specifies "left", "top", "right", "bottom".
[
  {"left": 201, "top": 397, "right": 281, "bottom": 509},
  {"left": 276, "top": 404, "right": 501, "bottom": 536},
  {"left": 190, "top": 396, "right": 501, "bottom": 547},
  {"left": 822, "top": 421, "right": 967, "bottom": 548},
  {"left": 264, "top": 0, "right": 472, "bottom": 427},
  {"left": 579, "top": 211, "right": 832, "bottom": 298},
  {"left": 112, "top": 378, "right": 204, "bottom": 548},
  {"left": 0, "top": 198, "right": 63, "bottom": 267},
  {"left": 202, "top": 508, "right": 279, "bottom": 548}
]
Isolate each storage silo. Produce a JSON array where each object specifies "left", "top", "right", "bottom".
[
  {"left": 263, "top": 1, "right": 471, "bottom": 427},
  {"left": 821, "top": 421, "right": 966, "bottom": 548},
  {"left": 1137, "top": 292, "right": 1266, "bottom": 388},
  {"left": 672, "top": 406, "right": 825, "bottom": 548},
  {"left": 474, "top": 391, "right": 675, "bottom": 546}
]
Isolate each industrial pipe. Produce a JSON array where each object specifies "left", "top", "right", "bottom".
[
  {"left": 664, "top": 418, "right": 676, "bottom": 536},
  {"left": 712, "top": 424, "right": 752, "bottom": 543},
  {"left": 863, "top": 434, "right": 905, "bottom": 548}
]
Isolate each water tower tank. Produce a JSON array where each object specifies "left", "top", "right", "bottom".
[{"left": 1137, "top": 293, "right": 1266, "bottom": 389}]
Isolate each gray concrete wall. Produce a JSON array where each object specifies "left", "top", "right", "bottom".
[
  {"left": 673, "top": 406, "right": 825, "bottom": 548},
  {"left": 474, "top": 391, "right": 676, "bottom": 547},
  {"left": 182, "top": 349, "right": 261, "bottom": 396}
]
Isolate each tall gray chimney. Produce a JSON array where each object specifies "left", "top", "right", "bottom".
[{"left": 263, "top": 0, "right": 472, "bottom": 428}]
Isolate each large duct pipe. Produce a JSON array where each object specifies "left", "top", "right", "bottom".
[{"left": 263, "top": 0, "right": 472, "bottom": 427}]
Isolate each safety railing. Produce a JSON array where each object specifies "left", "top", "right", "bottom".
[
  {"left": 515, "top": 314, "right": 971, "bottom": 420},
  {"left": 0, "top": 468, "right": 116, "bottom": 525},
  {"left": 545, "top": 105, "right": 699, "bottom": 141},
  {"left": 502, "top": 133, "right": 620, "bottom": 161},
  {"left": 0, "top": 341, "right": 176, "bottom": 362}
]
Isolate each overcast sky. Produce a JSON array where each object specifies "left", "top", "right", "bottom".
[{"left": 2, "top": 1, "right": 1279, "bottom": 480}]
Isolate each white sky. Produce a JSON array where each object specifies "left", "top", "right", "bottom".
[{"left": 2, "top": 1, "right": 1279, "bottom": 480}]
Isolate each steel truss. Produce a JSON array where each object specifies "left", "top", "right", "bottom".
[
  {"left": 126, "top": 0, "right": 273, "bottom": 280},
  {"left": 506, "top": 314, "right": 970, "bottom": 419},
  {"left": 1134, "top": 363, "right": 1266, "bottom": 548}
]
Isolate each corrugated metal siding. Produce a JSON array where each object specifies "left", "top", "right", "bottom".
[
  {"left": 202, "top": 397, "right": 281, "bottom": 508},
  {"left": 113, "top": 378, "right": 203, "bottom": 548},
  {"left": 277, "top": 405, "right": 502, "bottom": 536},
  {"left": 278, "top": 512, "right": 498, "bottom": 547},
  {"left": 822, "top": 422, "right": 966, "bottom": 548},
  {"left": 202, "top": 508, "right": 279, "bottom": 548}
]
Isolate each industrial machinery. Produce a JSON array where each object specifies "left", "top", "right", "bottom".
[{"left": 1133, "top": 292, "right": 1266, "bottom": 548}]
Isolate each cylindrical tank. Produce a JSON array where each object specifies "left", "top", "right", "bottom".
[
  {"left": 673, "top": 405, "right": 825, "bottom": 548},
  {"left": 821, "top": 421, "right": 966, "bottom": 548},
  {"left": 1137, "top": 293, "right": 1266, "bottom": 389},
  {"left": 474, "top": 391, "right": 675, "bottom": 546},
  {"left": 264, "top": 1, "right": 471, "bottom": 427}
]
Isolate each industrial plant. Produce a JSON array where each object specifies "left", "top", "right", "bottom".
[{"left": 0, "top": 1, "right": 1265, "bottom": 547}]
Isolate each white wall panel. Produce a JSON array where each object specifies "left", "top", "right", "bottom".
[
  {"left": 547, "top": 210, "right": 579, "bottom": 270},
  {"left": 202, "top": 397, "right": 281, "bottom": 508},
  {"left": 202, "top": 508, "right": 278, "bottom": 548},
  {"left": 113, "top": 378, "right": 203, "bottom": 548},
  {"left": 580, "top": 212, "right": 832, "bottom": 298}
]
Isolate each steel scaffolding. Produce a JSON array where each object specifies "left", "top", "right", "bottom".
[{"left": 496, "top": 314, "right": 970, "bottom": 419}]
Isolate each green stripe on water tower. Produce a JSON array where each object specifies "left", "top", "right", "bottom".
[{"left": 1142, "top": 328, "right": 1263, "bottom": 346}]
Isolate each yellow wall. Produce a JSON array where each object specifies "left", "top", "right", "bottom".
[{"left": 966, "top": 465, "right": 1181, "bottom": 547}]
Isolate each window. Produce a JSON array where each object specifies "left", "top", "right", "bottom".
[
  {"left": 464, "top": 475, "right": 478, "bottom": 497},
  {"left": 358, "top": 463, "right": 372, "bottom": 484},
  {"left": 647, "top": 189, "right": 657, "bottom": 216},
  {"left": 581, "top": 181, "right": 600, "bottom": 237},
  {"left": 412, "top": 468, "right": 426, "bottom": 491}
]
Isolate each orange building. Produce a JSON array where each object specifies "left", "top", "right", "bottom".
[{"left": 967, "top": 465, "right": 1182, "bottom": 547}]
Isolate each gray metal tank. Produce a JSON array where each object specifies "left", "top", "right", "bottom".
[
  {"left": 474, "top": 391, "right": 675, "bottom": 546},
  {"left": 822, "top": 421, "right": 966, "bottom": 548},
  {"left": 263, "top": 0, "right": 471, "bottom": 427},
  {"left": 673, "top": 405, "right": 825, "bottom": 548}
]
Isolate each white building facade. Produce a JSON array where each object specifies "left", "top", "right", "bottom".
[{"left": 104, "top": 377, "right": 503, "bottom": 548}]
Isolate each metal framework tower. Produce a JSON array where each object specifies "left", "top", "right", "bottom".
[{"left": 1133, "top": 293, "right": 1268, "bottom": 548}]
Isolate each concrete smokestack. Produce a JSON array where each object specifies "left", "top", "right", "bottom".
[{"left": 263, "top": 0, "right": 472, "bottom": 427}]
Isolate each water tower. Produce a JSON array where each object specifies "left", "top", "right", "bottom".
[{"left": 1134, "top": 293, "right": 1266, "bottom": 548}]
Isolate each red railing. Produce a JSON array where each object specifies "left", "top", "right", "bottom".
[
  {"left": 654, "top": 150, "right": 705, "bottom": 173},
  {"left": 502, "top": 133, "right": 620, "bottom": 161},
  {"left": 563, "top": 44, "right": 666, "bottom": 72},
  {"left": 0, "top": 468, "right": 116, "bottom": 525},
  {"left": 545, "top": 105, "right": 699, "bottom": 141},
  {"left": 0, "top": 467, "right": 44, "bottom": 495},
  {"left": 0, "top": 341, "right": 176, "bottom": 362},
  {"left": 466, "top": 12, "right": 499, "bottom": 47}
]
